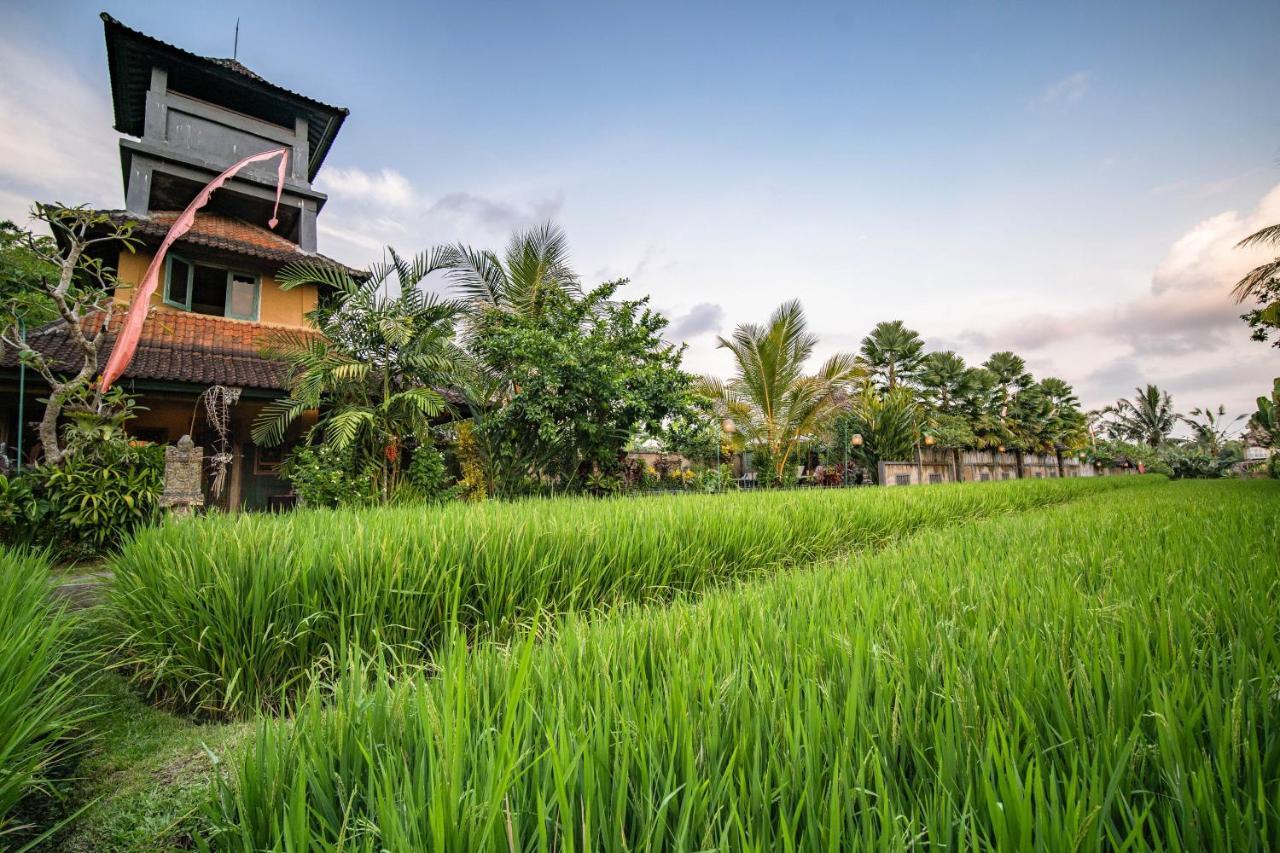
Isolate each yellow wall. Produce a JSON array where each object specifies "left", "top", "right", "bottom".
[{"left": 112, "top": 249, "right": 318, "bottom": 329}]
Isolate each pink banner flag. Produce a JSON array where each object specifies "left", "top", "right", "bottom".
[{"left": 100, "top": 146, "right": 291, "bottom": 392}]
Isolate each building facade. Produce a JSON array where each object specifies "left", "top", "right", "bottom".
[{"left": 0, "top": 14, "right": 356, "bottom": 510}]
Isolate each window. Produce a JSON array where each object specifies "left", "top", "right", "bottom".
[
  {"left": 980, "top": 472, "right": 990, "bottom": 481},
  {"left": 928, "top": 473, "right": 942, "bottom": 484},
  {"left": 164, "top": 255, "right": 259, "bottom": 321},
  {"left": 894, "top": 474, "right": 911, "bottom": 486}
]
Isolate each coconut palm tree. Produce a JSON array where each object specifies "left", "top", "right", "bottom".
[
  {"left": 844, "top": 384, "right": 921, "bottom": 483},
  {"left": 699, "top": 300, "right": 861, "bottom": 484},
  {"left": 253, "top": 249, "right": 463, "bottom": 500},
  {"left": 1109, "top": 384, "right": 1178, "bottom": 447},
  {"left": 446, "top": 222, "right": 580, "bottom": 320},
  {"left": 1182, "top": 404, "right": 1245, "bottom": 455},
  {"left": 1232, "top": 222, "right": 1280, "bottom": 305},
  {"left": 859, "top": 320, "right": 925, "bottom": 389}
]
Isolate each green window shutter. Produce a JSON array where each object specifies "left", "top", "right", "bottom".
[
  {"left": 164, "top": 255, "right": 193, "bottom": 309},
  {"left": 226, "top": 272, "right": 260, "bottom": 321}
]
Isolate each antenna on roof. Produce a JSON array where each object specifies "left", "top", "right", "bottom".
[{"left": 233, "top": 18, "right": 240, "bottom": 60}]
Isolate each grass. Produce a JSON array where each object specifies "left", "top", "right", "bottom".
[
  {"left": 202, "top": 480, "right": 1280, "bottom": 851},
  {"left": 106, "top": 476, "right": 1156, "bottom": 717},
  {"left": 53, "top": 672, "right": 249, "bottom": 853},
  {"left": 0, "top": 547, "right": 96, "bottom": 844}
]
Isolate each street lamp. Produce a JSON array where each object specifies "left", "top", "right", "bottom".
[{"left": 717, "top": 418, "right": 736, "bottom": 481}]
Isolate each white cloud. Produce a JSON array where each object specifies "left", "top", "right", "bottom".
[
  {"left": 667, "top": 302, "right": 725, "bottom": 340},
  {"left": 951, "top": 184, "right": 1280, "bottom": 414},
  {"left": 315, "top": 166, "right": 566, "bottom": 268},
  {"left": 1038, "top": 70, "right": 1091, "bottom": 104},
  {"left": 317, "top": 167, "right": 418, "bottom": 208},
  {"left": 0, "top": 34, "right": 119, "bottom": 223}
]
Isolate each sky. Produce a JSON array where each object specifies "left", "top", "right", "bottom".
[{"left": 2, "top": 0, "right": 1278, "bottom": 419}]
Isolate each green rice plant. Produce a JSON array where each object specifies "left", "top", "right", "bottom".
[
  {"left": 0, "top": 548, "right": 95, "bottom": 839},
  {"left": 109, "top": 476, "right": 1155, "bottom": 717},
  {"left": 204, "top": 480, "right": 1280, "bottom": 851}
]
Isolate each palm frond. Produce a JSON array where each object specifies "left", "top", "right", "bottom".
[
  {"left": 251, "top": 397, "right": 311, "bottom": 447},
  {"left": 1235, "top": 223, "right": 1280, "bottom": 249}
]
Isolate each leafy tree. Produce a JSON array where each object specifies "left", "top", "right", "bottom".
[
  {"left": 700, "top": 300, "right": 861, "bottom": 484},
  {"left": 467, "top": 280, "right": 693, "bottom": 495},
  {"left": 1088, "top": 439, "right": 1170, "bottom": 475},
  {"left": 0, "top": 220, "right": 59, "bottom": 328},
  {"left": 859, "top": 320, "right": 925, "bottom": 389},
  {"left": 253, "top": 249, "right": 462, "bottom": 501},
  {"left": 1104, "top": 384, "right": 1179, "bottom": 447},
  {"left": 0, "top": 206, "right": 138, "bottom": 465}
]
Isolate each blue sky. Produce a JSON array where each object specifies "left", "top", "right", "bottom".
[{"left": 2, "top": 0, "right": 1278, "bottom": 415}]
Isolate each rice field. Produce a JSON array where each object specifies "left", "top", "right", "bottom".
[
  {"left": 0, "top": 548, "right": 95, "bottom": 839},
  {"left": 106, "top": 476, "right": 1153, "bottom": 717},
  {"left": 201, "top": 480, "right": 1280, "bottom": 851}
]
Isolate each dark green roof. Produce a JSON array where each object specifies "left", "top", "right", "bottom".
[{"left": 101, "top": 12, "right": 348, "bottom": 183}]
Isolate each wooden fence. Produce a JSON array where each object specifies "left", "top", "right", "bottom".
[{"left": 877, "top": 447, "right": 1132, "bottom": 487}]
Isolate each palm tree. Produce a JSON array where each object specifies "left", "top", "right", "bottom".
[
  {"left": 859, "top": 320, "right": 925, "bottom": 389},
  {"left": 982, "top": 351, "right": 1033, "bottom": 414},
  {"left": 1232, "top": 222, "right": 1280, "bottom": 306},
  {"left": 1038, "top": 377, "right": 1085, "bottom": 474},
  {"left": 1182, "top": 405, "right": 1245, "bottom": 455},
  {"left": 1109, "top": 384, "right": 1178, "bottom": 447},
  {"left": 699, "top": 300, "right": 861, "bottom": 484},
  {"left": 446, "top": 222, "right": 580, "bottom": 320},
  {"left": 844, "top": 385, "right": 920, "bottom": 483},
  {"left": 253, "top": 249, "right": 462, "bottom": 501},
  {"left": 917, "top": 351, "right": 974, "bottom": 413},
  {"left": 959, "top": 366, "right": 1009, "bottom": 449}
]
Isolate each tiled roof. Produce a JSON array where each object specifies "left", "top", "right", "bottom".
[
  {"left": 206, "top": 57, "right": 269, "bottom": 85},
  {"left": 3, "top": 311, "right": 467, "bottom": 405},
  {"left": 3, "top": 311, "right": 311, "bottom": 392},
  {"left": 103, "top": 210, "right": 360, "bottom": 275}
]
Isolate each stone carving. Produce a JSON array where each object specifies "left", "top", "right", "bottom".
[{"left": 161, "top": 434, "right": 204, "bottom": 514}]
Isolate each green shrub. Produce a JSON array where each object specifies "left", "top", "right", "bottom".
[
  {"left": 107, "top": 475, "right": 1155, "bottom": 716},
  {"left": 281, "top": 444, "right": 373, "bottom": 508},
  {"left": 205, "top": 480, "right": 1280, "bottom": 850},
  {"left": 0, "top": 548, "right": 95, "bottom": 836},
  {"left": 0, "top": 442, "right": 162, "bottom": 561},
  {"left": 398, "top": 442, "right": 454, "bottom": 503}
]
